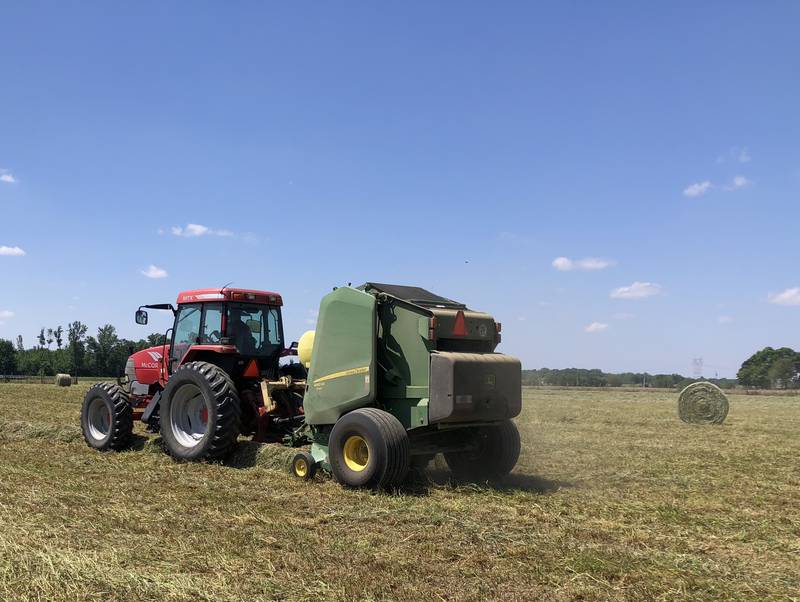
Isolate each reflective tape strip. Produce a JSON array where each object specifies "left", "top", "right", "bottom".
[{"left": 313, "top": 366, "right": 370, "bottom": 384}]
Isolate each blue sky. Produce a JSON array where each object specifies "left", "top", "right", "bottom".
[{"left": 1, "top": 2, "right": 799, "bottom": 377}]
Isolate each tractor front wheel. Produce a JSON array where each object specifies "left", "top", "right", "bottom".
[
  {"left": 329, "top": 408, "right": 410, "bottom": 489},
  {"left": 160, "top": 361, "right": 241, "bottom": 461},
  {"left": 444, "top": 420, "right": 520, "bottom": 481},
  {"left": 80, "top": 382, "right": 133, "bottom": 451}
]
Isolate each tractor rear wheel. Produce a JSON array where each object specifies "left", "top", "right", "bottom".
[
  {"left": 329, "top": 408, "right": 410, "bottom": 488},
  {"left": 80, "top": 382, "right": 133, "bottom": 451},
  {"left": 160, "top": 361, "right": 241, "bottom": 461},
  {"left": 445, "top": 420, "right": 520, "bottom": 481}
]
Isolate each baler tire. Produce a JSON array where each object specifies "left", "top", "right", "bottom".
[
  {"left": 291, "top": 451, "right": 317, "bottom": 481},
  {"left": 80, "top": 382, "right": 133, "bottom": 451},
  {"left": 160, "top": 361, "right": 241, "bottom": 461},
  {"left": 329, "top": 408, "right": 410, "bottom": 489},
  {"left": 445, "top": 420, "right": 520, "bottom": 481}
]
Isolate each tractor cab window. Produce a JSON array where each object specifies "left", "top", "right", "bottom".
[
  {"left": 201, "top": 303, "right": 223, "bottom": 344},
  {"left": 172, "top": 304, "right": 202, "bottom": 364},
  {"left": 227, "top": 303, "right": 282, "bottom": 356}
]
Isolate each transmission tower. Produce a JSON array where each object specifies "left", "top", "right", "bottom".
[{"left": 692, "top": 357, "right": 704, "bottom": 378}]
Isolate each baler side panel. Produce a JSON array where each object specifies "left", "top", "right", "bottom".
[
  {"left": 377, "top": 300, "right": 433, "bottom": 429},
  {"left": 304, "top": 288, "right": 377, "bottom": 425}
]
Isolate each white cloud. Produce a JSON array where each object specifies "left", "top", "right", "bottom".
[
  {"left": 683, "top": 181, "right": 712, "bottom": 197},
  {"left": 141, "top": 265, "right": 168, "bottom": 279},
  {"left": 726, "top": 175, "right": 751, "bottom": 190},
  {"left": 0, "top": 310, "right": 14, "bottom": 319},
  {"left": 552, "top": 256, "right": 614, "bottom": 271},
  {"left": 171, "top": 223, "right": 233, "bottom": 238},
  {"left": 718, "top": 315, "right": 734, "bottom": 324},
  {"left": 737, "top": 148, "right": 751, "bottom": 163},
  {"left": 717, "top": 147, "right": 751, "bottom": 164},
  {"left": 0, "top": 246, "right": 26, "bottom": 256},
  {"left": 610, "top": 281, "right": 662, "bottom": 300},
  {"left": 584, "top": 322, "right": 609, "bottom": 333},
  {"left": 768, "top": 288, "right": 800, "bottom": 306},
  {"left": 0, "top": 169, "right": 16, "bottom": 183}
]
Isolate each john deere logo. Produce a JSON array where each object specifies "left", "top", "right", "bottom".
[{"left": 486, "top": 374, "right": 496, "bottom": 387}]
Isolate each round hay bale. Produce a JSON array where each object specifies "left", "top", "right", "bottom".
[
  {"left": 678, "top": 381, "right": 729, "bottom": 424},
  {"left": 54, "top": 373, "right": 72, "bottom": 387}
]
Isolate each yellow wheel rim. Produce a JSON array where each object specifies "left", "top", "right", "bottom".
[
  {"left": 294, "top": 459, "right": 308, "bottom": 478},
  {"left": 343, "top": 435, "right": 369, "bottom": 472}
]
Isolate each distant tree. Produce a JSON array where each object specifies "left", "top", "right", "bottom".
[
  {"left": 46, "top": 328, "right": 54, "bottom": 349},
  {"left": 146, "top": 333, "right": 165, "bottom": 347},
  {"left": 0, "top": 339, "right": 16, "bottom": 375},
  {"left": 37, "top": 328, "right": 46, "bottom": 349},
  {"left": 67, "top": 321, "right": 88, "bottom": 376},
  {"left": 87, "top": 324, "right": 120, "bottom": 376},
  {"left": 738, "top": 347, "right": 799, "bottom": 389},
  {"left": 768, "top": 357, "right": 796, "bottom": 388},
  {"left": 15, "top": 335, "right": 23, "bottom": 352},
  {"left": 54, "top": 326, "right": 64, "bottom": 350}
]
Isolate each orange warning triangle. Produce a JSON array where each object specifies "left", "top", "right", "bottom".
[
  {"left": 243, "top": 359, "right": 259, "bottom": 378},
  {"left": 452, "top": 310, "right": 467, "bottom": 336}
]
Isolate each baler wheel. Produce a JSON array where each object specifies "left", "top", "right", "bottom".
[
  {"left": 291, "top": 451, "right": 317, "bottom": 481},
  {"left": 445, "top": 420, "right": 520, "bottom": 481},
  {"left": 160, "top": 361, "right": 241, "bottom": 461},
  {"left": 329, "top": 408, "right": 410, "bottom": 489},
  {"left": 80, "top": 382, "right": 133, "bottom": 451}
]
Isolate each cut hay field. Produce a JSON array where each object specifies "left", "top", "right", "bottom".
[{"left": 0, "top": 384, "right": 798, "bottom": 601}]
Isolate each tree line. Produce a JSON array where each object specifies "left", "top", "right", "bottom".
[
  {"left": 0, "top": 323, "right": 795, "bottom": 390},
  {"left": 521, "top": 368, "right": 737, "bottom": 390},
  {"left": 0, "top": 322, "right": 163, "bottom": 377}
]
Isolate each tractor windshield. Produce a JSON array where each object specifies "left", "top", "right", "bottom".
[{"left": 227, "top": 303, "right": 283, "bottom": 357}]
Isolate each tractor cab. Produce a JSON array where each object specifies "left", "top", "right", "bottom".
[{"left": 136, "top": 288, "right": 287, "bottom": 380}]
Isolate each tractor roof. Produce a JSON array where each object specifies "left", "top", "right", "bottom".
[{"left": 177, "top": 288, "right": 283, "bottom": 305}]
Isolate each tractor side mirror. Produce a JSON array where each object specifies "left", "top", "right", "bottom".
[
  {"left": 135, "top": 310, "right": 148, "bottom": 325},
  {"left": 289, "top": 341, "right": 299, "bottom": 350}
]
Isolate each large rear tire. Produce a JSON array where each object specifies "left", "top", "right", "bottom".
[
  {"left": 80, "top": 382, "right": 133, "bottom": 451},
  {"left": 445, "top": 420, "right": 520, "bottom": 481},
  {"left": 160, "top": 361, "right": 241, "bottom": 461},
  {"left": 329, "top": 408, "right": 410, "bottom": 489}
]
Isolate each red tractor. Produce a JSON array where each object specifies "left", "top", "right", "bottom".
[{"left": 80, "top": 287, "right": 307, "bottom": 461}]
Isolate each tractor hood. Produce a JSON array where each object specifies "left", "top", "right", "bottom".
[{"left": 127, "top": 345, "right": 169, "bottom": 386}]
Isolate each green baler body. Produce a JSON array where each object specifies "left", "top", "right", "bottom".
[
  {"left": 303, "top": 284, "right": 521, "bottom": 431},
  {"left": 303, "top": 287, "right": 378, "bottom": 425}
]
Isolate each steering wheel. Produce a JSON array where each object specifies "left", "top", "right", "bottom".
[{"left": 206, "top": 330, "right": 221, "bottom": 344}]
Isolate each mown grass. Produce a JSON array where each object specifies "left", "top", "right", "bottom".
[{"left": 0, "top": 383, "right": 797, "bottom": 601}]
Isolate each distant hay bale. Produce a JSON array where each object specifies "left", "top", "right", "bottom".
[
  {"left": 54, "top": 374, "right": 72, "bottom": 387},
  {"left": 678, "top": 382, "right": 729, "bottom": 425}
]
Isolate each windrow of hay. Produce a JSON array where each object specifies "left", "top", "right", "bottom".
[
  {"left": 54, "top": 374, "right": 72, "bottom": 387},
  {"left": 227, "top": 440, "right": 299, "bottom": 470},
  {"left": 0, "top": 419, "right": 83, "bottom": 444},
  {"left": 678, "top": 381, "right": 729, "bottom": 424}
]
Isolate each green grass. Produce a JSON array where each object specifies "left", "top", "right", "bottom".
[{"left": 0, "top": 383, "right": 798, "bottom": 601}]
